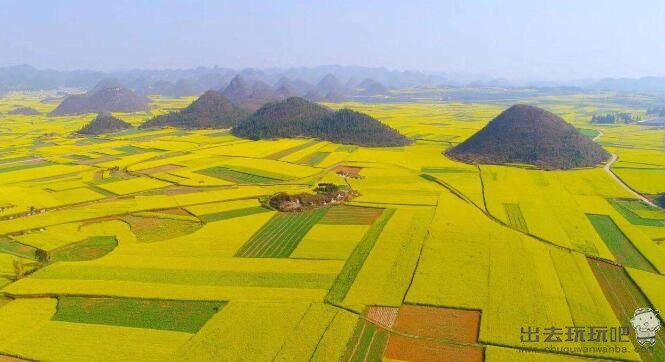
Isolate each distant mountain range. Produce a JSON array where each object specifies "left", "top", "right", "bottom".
[{"left": 4, "top": 64, "right": 665, "bottom": 98}]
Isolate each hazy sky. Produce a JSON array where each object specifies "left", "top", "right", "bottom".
[{"left": 1, "top": 0, "right": 664, "bottom": 81}]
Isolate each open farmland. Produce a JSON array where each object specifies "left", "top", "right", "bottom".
[{"left": 0, "top": 91, "right": 664, "bottom": 362}]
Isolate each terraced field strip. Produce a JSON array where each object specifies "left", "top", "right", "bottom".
[
  {"left": 503, "top": 203, "right": 528, "bottom": 232},
  {"left": 48, "top": 236, "right": 117, "bottom": 262},
  {"left": 197, "top": 166, "right": 283, "bottom": 184},
  {"left": 0, "top": 160, "right": 52, "bottom": 174},
  {"left": 342, "top": 319, "right": 390, "bottom": 361},
  {"left": 319, "top": 205, "right": 384, "bottom": 225},
  {"left": 588, "top": 259, "right": 665, "bottom": 361},
  {"left": 0, "top": 237, "right": 39, "bottom": 260},
  {"left": 608, "top": 199, "right": 665, "bottom": 227},
  {"left": 235, "top": 208, "right": 329, "bottom": 258},
  {"left": 325, "top": 208, "right": 395, "bottom": 304},
  {"left": 266, "top": 139, "right": 320, "bottom": 160},
  {"left": 200, "top": 206, "right": 270, "bottom": 223},
  {"left": 586, "top": 214, "right": 657, "bottom": 272},
  {"left": 52, "top": 296, "right": 224, "bottom": 333},
  {"left": 297, "top": 151, "right": 330, "bottom": 166},
  {"left": 32, "top": 265, "right": 337, "bottom": 289}
]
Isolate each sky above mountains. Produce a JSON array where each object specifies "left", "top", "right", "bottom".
[{"left": 1, "top": 0, "right": 664, "bottom": 81}]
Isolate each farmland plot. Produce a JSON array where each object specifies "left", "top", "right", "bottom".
[{"left": 235, "top": 208, "right": 328, "bottom": 258}]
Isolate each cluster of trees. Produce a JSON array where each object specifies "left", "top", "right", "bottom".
[
  {"left": 647, "top": 106, "right": 665, "bottom": 117},
  {"left": 268, "top": 183, "right": 356, "bottom": 212},
  {"left": 591, "top": 112, "right": 640, "bottom": 124}
]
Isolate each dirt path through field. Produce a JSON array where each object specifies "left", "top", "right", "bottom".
[{"left": 595, "top": 129, "right": 659, "bottom": 208}]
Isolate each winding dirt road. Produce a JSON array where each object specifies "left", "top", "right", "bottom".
[{"left": 595, "top": 130, "right": 659, "bottom": 208}]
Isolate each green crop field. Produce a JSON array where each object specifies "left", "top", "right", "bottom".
[
  {"left": 235, "top": 208, "right": 329, "bottom": 258},
  {"left": 587, "top": 214, "right": 657, "bottom": 272}
]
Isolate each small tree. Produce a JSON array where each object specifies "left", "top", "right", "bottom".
[
  {"left": 12, "top": 259, "right": 25, "bottom": 280},
  {"left": 656, "top": 193, "right": 665, "bottom": 209}
]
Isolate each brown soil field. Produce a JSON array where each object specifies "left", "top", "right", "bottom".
[
  {"left": 383, "top": 335, "right": 483, "bottom": 362},
  {"left": 366, "top": 306, "right": 399, "bottom": 329},
  {"left": 393, "top": 305, "right": 481, "bottom": 343},
  {"left": 333, "top": 165, "right": 363, "bottom": 178}
]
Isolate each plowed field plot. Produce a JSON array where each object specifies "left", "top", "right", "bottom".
[
  {"left": 588, "top": 259, "right": 665, "bottom": 361},
  {"left": 392, "top": 305, "right": 481, "bottom": 343},
  {"left": 365, "top": 306, "right": 398, "bottom": 329},
  {"left": 53, "top": 297, "right": 224, "bottom": 333},
  {"left": 235, "top": 208, "right": 328, "bottom": 258},
  {"left": 586, "top": 214, "right": 656, "bottom": 272},
  {"left": 319, "top": 205, "right": 384, "bottom": 225},
  {"left": 332, "top": 165, "right": 363, "bottom": 178},
  {"left": 383, "top": 335, "right": 483, "bottom": 362},
  {"left": 347, "top": 305, "right": 484, "bottom": 361},
  {"left": 503, "top": 203, "right": 528, "bottom": 232},
  {"left": 197, "top": 166, "right": 283, "bottom": 184}
]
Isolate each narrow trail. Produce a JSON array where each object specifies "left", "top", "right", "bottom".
[{"left": 595, "top": 129, "right": 660, "bottom": 208}]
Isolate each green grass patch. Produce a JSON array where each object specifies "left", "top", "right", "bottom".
[
  {"left": 504, "top": 203, "right": 528, "bottom": 232},
  {"left": 49, "top": 236, "right": 117, "bottom": 262},
  {"left": 578, "top": 128, "right": 600, "bottom": 139},
  {"left": 342, "top": 320, "right": 389, "bottom": 362},
  {"left": 588, "top": 259, "right": 665, "bottom": 361},
  {"left": 587, "top": 214, "right": 656, "bottom": 272},
  {"left": 319, "top": 205, "right": 384, "bottom": 225},
  {"left": 114, "top": 145, "right": 159, "bottom": 155},
  {"left": 52, "top": 296, "right": 224, "bottom": 333},
  {"left": 34, "top": 265, "right": 336, "bottom": 289},
  {"left": 266, "top": 139, "right": 320, "bottom": 160},
  {"left": 326, "top": 209, "right": 395, "bottom": 304},
  {"left": 0, "top": 237, "right": 38, "bottom": 260},
  {"left": 235, "top": 208, "right": 328, "bottom": 258},
  {"left": 122, "top": 215, "right": 202, "bottom": 243},
  {"left": 200, "top": 206, "right": 271, "bottom": 223},
  {"left": 608, "top": 199, "right": 665, "bottom": 227},
  {"left": 298, "top": 151, "right": 330, "bottom": 166},
  {"left": 198, "top": 166, "right": 284, "bottom": 184},
  {"left": 0, "top": 160, "right": 52, "bottom": 174}
]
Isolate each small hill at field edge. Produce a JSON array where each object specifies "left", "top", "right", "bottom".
[
  {"left": 446, "top": 104, "right": 610, "bottom": 169},
  {"left": 140, "top": 90, "right": 246, "bottom": 129},
  {"left": 232, "top": 97, "right": 411, "bottom": 147},
  {"left": 50, "top": 80, "right": 150, "bottom": 116},
  {"left": 77, "top": 113, "right": 132, "bottom": 135}
]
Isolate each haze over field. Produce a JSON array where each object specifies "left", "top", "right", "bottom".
[{"left": 1, "top": 0, "right": 665, "bottom": 81}]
